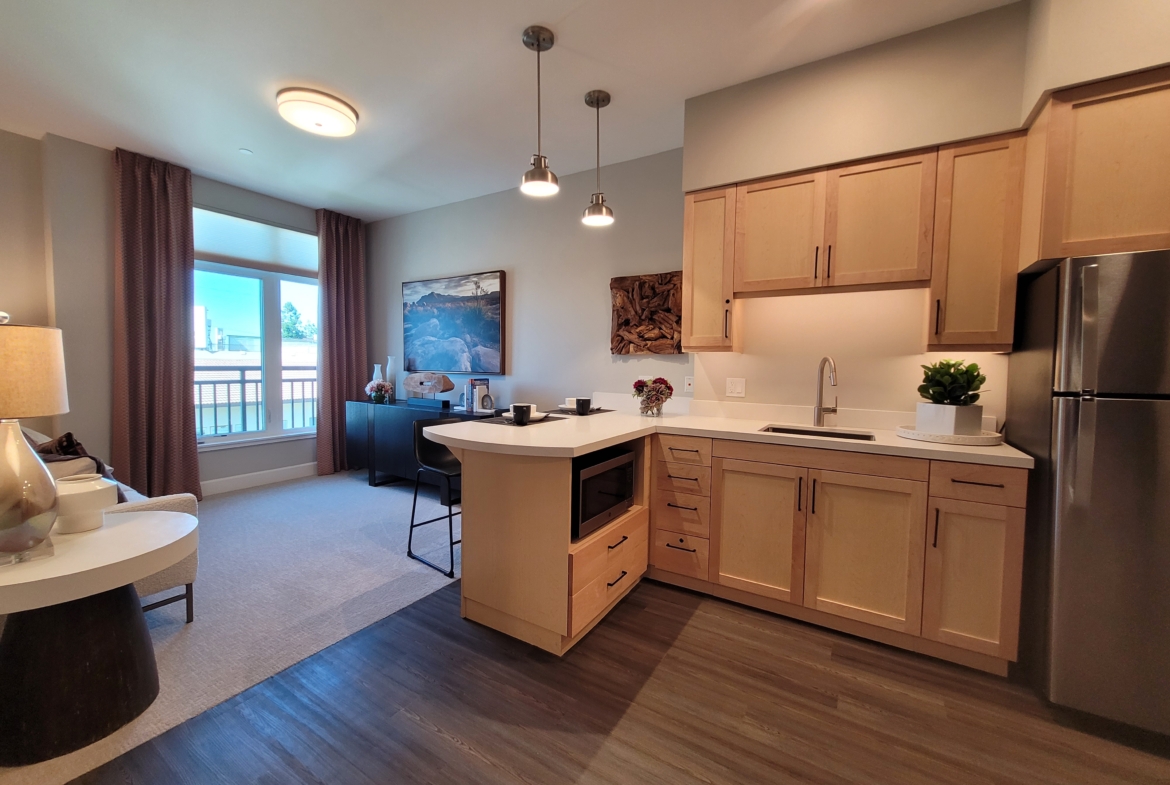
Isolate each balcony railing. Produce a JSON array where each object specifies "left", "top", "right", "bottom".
[{"left": 194, "top": 365, "right": 317, "bottom": 438}]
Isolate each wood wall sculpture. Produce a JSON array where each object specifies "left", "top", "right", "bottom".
[{"left": 610, "top": 272, "right": 683, "bottom": 355}]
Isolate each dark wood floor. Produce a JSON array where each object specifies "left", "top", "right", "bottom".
[{"left": 74, "top": 581, "right": 1170, "bottom": 784}]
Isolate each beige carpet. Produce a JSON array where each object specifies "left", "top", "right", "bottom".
[{"left": 0, "top": 471, "right": 460, "bottom": 785}]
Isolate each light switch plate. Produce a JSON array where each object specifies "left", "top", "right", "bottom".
[
  {"left": 684, "top": 376, "right": 694, "bottom": 393},
  {"left": 726, "top": 377, "right": 746, "bottom": 397}
]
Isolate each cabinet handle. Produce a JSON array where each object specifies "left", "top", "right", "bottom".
[
  {"left": 666, "top": 502, "right": 698, "bottom": 511},
  {"left": 934, "top": 299, "right": 942, "bottom": 335},
  {"left": 814, "top": 246, "right": 819, "bottom": 279},
  {"left": 607, "top": 570, "right": 628, "bottom": 588},
  {"left": 668, "top": 447, "right": 701, "bottom": 454},
  {"left": 797, "top": 476, "right": 802, "bottom": 512},
  {"left": 607, "top": 535, "right": 628, "bottom": 551},
  {"left": 724, "top": 309, "right": 730, "bottom": 339},
  {"left": 667, "top": 474, "right": 700, "bottom": 483},
  {"left": 665, "top": 542, "right": 697, "bottom": 553},
  {"left": 950, "top": 478, "right": 1005, "bottom": 489},
  {"left": 826, "top": 245, "right": 832, "bottom": 278},
  {"left": 811, "top": 478, "right": 817, "bottom": 514},
  {"left": 932, "top": 508, "right": 940, "bottom": 548}
]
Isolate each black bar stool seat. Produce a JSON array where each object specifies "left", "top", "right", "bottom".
[{"left": 407, "top": 418, "right": 462, "bottom": 578}]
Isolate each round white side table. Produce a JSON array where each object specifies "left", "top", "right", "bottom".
[{"left": 0, "top": 510, "right": 198, "bottom": 766}]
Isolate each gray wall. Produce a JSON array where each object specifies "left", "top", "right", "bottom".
[
  {"left": 0, "top": 128, "right": 47, "bottom": 326},
  {"left": 367, "top": 149, "right": 693, "bottom": 411},
  {"left": 682, "top": 3, "right": 1029, "bottom": 192}
]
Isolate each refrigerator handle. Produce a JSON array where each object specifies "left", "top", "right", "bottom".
[
  {"left": 1073, "top": 398, "right": 1097, "bottom": 511},
  {"left": 1080, "top": 264, "right": 1099, "bottom": 395}
]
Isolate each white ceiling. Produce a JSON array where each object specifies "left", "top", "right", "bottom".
[{"left": 0, "top": 0, "right": 1015, "bottom": 222}]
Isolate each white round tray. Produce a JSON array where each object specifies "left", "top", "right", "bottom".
[{"left": 895, "top": 426, "right": 1005, "bottom": 446}]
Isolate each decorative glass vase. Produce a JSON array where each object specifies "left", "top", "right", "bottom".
[
  {"left": 371, "top": 392, "right": 386, "bottom": 405},
  {"left": 640, "top": 402, "right": 663, "bottom": 417}
]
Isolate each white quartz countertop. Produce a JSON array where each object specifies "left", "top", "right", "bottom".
[{"left": 424, "top": 411, "right": 1034, "bottom": 469}]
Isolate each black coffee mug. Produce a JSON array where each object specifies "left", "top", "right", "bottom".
[
  {"left": 512, "top": 404, "right": 532, "bottom": 425},
  {"left": 575, "top": 398, "right": 591, "bottom": 416}
]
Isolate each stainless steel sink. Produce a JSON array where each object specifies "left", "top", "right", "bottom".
[{"left": 760, "top": 424, "right": 876, "bottom": 441}]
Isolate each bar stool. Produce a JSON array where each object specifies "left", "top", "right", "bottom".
[{"left": 407, "top": 417, "right": 462, "bottom": 578}]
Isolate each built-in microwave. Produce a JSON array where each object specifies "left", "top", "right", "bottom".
[{"left": 571, "top": 446, "right": 635, "bottom": 541}]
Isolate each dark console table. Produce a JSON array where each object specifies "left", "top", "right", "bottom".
[{"left": 345, "top": 400, "right": 497, "bottom": 488}]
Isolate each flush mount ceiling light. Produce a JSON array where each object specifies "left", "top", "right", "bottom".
[
  {"left": 582, "top": 90, "right": 614, "bottom": 227},
  {"left": 519, "top": 25, "right": 558, "bottom": 197},
  {"left": 276, "top": 88, "right": 358, "bottom": 137}
]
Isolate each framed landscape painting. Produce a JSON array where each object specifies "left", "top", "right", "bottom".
[{"left": 403, "top": 270, "right": 505, "bottom": 374}]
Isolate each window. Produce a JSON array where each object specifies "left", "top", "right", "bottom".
[{"left": 193, "top": 209, "right": 319, "bottom": 445}]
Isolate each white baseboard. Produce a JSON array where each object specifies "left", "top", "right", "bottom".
[{"left": 200, "top": 462, "right": 318, "bottom": 497}]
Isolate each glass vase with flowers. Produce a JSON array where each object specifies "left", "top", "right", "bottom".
[
  {"left": 365, "top": 379, "right": 395, "bottom": 405},
  {"left": 632, "top": 377, "right": 673, "bottom": 416}
]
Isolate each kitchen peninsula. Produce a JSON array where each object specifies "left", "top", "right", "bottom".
[{"left": 425, "top": 409, "right": 1032, "bottom": 674}]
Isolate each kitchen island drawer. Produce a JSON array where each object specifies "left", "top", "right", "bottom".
[
  {"left": 656, "top": 461, "right": 712, "bottom": 496},
  {"left": 568, "top": 534, "right": 648, "bottom": 636},
  {"left": 654, "top": 434, "right": 712, "bottom": 466},
  {"left": 929, "top": 461, "right": 1027, "bottom": 508},
  {"left": 652, "top": 489, "right": 710, "bottom": 537},
  {"left": 651, "top": 530, "right": 709, "bottom": 579},
  {"left": 568, "top": 506, "right": 649, "bottom": 595}
]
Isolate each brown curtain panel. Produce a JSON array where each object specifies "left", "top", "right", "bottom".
[
  {"left": 316, "top": 209, "right": 368, "bottom": 475},
  {"left": 111, "top": 148, "right": 201, "bottom": 499}
]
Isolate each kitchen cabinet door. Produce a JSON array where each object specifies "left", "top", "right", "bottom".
[
  {"left": 930, "top": 134, "right": 1025, "bottom": 351},
  {"left": 682, "top": 186, "right": 738, "bottom": 352},
  {"left": 709, "top": 458, "right": 807, "bottom": 604},
  {"left": 922, "top": 497, "right": 1025, "bottom": 660},
  {"left": 804, "top": 470, "right": 928, "bottom": 635},
  {"left": 824, "top": 150, "right": 937, "bottom": 287},
  {"left": 1034, "top": 65, "right": 1170, "bottom": 260},
  {"left": 733, "top": 171, "right": 825, "bottom": 294}
]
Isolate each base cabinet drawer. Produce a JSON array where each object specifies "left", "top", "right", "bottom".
[
  {"left": 568, "top": 507, "right": 649, "bottom": 595},
  {"left": 656, "top": 461, "right": 712, "bottom": 496},
  {"left": 651, "top": 530, "right": 709, "bottom": 579},
  {"left": 652, "top": 490, "right": 710, "bottom": 537},
  {"left": 929, "top": 461, "right": 1028, "bottom": 507},
  {"left": 654, "top": 435, "right": 712, "bottom": 466},
  {"left": 569, "top": 536, "right": 648, "bottom": 637}
]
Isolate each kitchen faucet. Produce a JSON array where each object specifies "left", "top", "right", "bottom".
[{"left": 813, "top": 356, "right": 837, "bottom": 427}]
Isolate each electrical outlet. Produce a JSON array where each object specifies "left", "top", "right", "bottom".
[
  {"left": 684, "top": 376, "right": 694, "bottom": 393},
  {"left": 726, "top": 377, "right": 746, "bottom": 398}
]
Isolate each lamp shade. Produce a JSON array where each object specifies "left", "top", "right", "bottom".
[{"left": 0, "top": 325, "right": 69, "bottom": 418}]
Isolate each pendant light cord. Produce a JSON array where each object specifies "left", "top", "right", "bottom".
[
  {"left": 536, "top": 50, "right": 542, "bottom": 157},
  {"left": 596, "top": 104, "right": 601, "bottom": 193}
]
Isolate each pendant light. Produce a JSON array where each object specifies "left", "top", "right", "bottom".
[
  {"left": 520, "top": 26, "right": 559, "bottom": 197},
  {"left": 582, "top": 90, "right": 614, "bottom": 226}
]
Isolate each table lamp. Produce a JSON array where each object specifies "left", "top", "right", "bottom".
[{"left": 0, "top": 314, "right": 70, "bottom": 564}]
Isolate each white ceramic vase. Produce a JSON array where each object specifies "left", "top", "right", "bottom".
[
  {"left": 915, "top": 403, "right": 983, "bottom": 436},
  {"left": 54, "top": 473, "right": 118, "bottom": 534}
]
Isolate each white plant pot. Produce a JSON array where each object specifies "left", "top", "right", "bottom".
[
  {"left": 54, "top": 473, "right": 118, "bottom": 534},
  {"left": 915, "top": 403, "right": 983, "bottom": 436}
]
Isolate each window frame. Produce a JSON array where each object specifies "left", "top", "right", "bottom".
[{"left": 194, "top": 258, "right": 320, "bottom": 448}]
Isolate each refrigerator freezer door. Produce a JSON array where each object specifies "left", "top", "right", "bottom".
[
  {"left": 1056, "top": 251, "right": 1170, "bottom": 395},
  {"left": 1050, "top": 396, "right": 1170, "bottom": 734}
]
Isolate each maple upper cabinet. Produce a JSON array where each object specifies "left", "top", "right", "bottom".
[
  {"left": 1021, "top": 65, "right": 1170, "bottom": 264},
  {"left": 922, "top": 497, "right": 1025, "bottom": 660},
  {"left": 930, "top": 134, "right": 1026, "bottom": 351},
  {"left": 709, "top": 458, "right": 807, "bottom": 604},
  {"left": 682, "top": 186, "right": 738, "bottom": 352},
  {"left": 823, "top": 150, "right": 937, "bottom": 288},
  {"left": 803, "top": 470, "right": 928, "bottom": 635},
  {"left": 733, "top": 171, "right": 825, "bottom": 293}
]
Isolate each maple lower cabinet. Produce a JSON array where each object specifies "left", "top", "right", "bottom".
[
  {"left": 682, "top": 186, "right": 738, "bottom": 352},
  {"left": 803, "top": 470, "right": 928, "bottom": 635},
  {"left": 930, "top": 134, "right": 1026, "bottom": 351},
  {"left": 1021, "top": 65, "right": 1170, "bottom": 264},
  {"left": 922, "top": 497, "right": 1025, "bottom": 660},
  {"left": 733, "top": 171, "right": 825, "bottom": 294},
  {"left": 823, "top": 150, "right": 937, "bottom": 287},
  {"left": 709, "top": 458, "right": 807, "bottom": 604}
]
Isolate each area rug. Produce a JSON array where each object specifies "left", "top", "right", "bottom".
[{"left": 0, "top": 471, "right": 459, "bottom": 785}]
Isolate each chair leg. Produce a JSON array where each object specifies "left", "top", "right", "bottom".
[
  {"left": 185, "top": 583, "right": 194, "bottom": 624},
  {"left": 445, "top": 476, "right": 456, "bottom": 579},
  {"left": 407, "top": 469, "right": 422, "bottom": 558}
]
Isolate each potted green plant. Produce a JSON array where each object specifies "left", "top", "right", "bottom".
[{"left": 915, "top": 360, "right": 986, "bottom": 435}]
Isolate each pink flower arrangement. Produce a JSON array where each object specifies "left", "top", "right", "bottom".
[
  {"left": 365, "top": 379, "right": 395, "bottom": 403},
  {"left": 632, "top": 377, "right": 673, "bottom": 415}
]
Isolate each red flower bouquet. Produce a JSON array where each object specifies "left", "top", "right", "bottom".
[{"left": 632, "top": 377, "right": 673, "bottom": 416}]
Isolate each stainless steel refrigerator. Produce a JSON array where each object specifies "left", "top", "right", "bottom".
[{"left": 1007, "top": 250, "right": 1170, "bottom": 735}]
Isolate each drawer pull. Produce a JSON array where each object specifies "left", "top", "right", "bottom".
[
  {"left": 950, "top": 478, "right": 1005, "bottom": 489},
  {"left": 607, "top": 535, "right": 628, "bottom": 551},
  {"left": 668, "top": 447, "right": 701, "bottom": 454},
  {"left": 665, "top": 541, "right": 697, "bottom": 553},
  {"left": 607, "top": 570, "right": 628, "bottom": 588},
  {"left": 667, "top": 474, "right": 700, "bottom": 483},
  {"left": 666, "top": 502, "right": 698, "bottom": 511}
]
